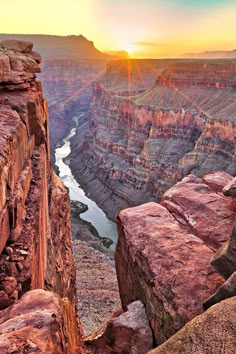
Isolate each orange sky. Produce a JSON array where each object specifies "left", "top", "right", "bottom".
[{"left": 1, "top": 0, "right": 235, "bottom": 58}]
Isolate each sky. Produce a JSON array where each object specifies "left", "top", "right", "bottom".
[{"left": 1, "top": 0, "right": 235, "bottom": 58}]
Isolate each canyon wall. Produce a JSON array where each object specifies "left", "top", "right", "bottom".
[
  {"left": 115, "top": 171, "right": 236, "bottom": 347},
  {"left": 69, "top": 59, "right": 236, "bottom": 220},
  {"left": 39, "top": 58, "right": 107, "bottom": 157},
  {"left": 0, "top": 41, "right": 80, "bottom": 352}
]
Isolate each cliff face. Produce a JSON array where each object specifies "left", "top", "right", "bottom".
[
  {"left": 115, "top": 171, "right": 236, "bottom": 345},
  {"left": 69, "top": 59, "right": 236, "bottom": 220},
  {"left": 0, "top": 41, "right": 79, "bottom": 352},
  {"left": 38, "top": 58, "right": 108, "bottom": 163}
]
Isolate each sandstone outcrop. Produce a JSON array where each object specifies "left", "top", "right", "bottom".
[
  {"left": 211, "top": 215, "right": 236, "bottom": 279},
  {"left": 115, "top": 171, "right": 236, "bottom": 345},
  {"left": 0, "top": 289, "right": 79, "bottom": 354},
  {"left": 0, "top": 42, "right": 80, "bottom": 351},
  {"left": 85, "top": 300, "right": 153, "bottom": 354},
  {"left": 149, "top": 296, "right": 236, "bottom": 354},
  {"left": 0, "top": 39, "right": 33, "bottom": 53},
  {"left": 223, "top": 176, "right": 236, "bottom": 197},
  {"left": 69, "top": 59, "right": 236, "bottom": 220}
]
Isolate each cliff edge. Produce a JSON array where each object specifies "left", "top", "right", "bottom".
[{"left": 0, "top": 40, "right": 81, "bottom": 353}]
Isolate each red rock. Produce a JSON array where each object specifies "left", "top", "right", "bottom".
[
  {"left": 86, "top": 301, "right": 153, "bottom": 354},
  {"left": 0, "top": 291, "right": 9, "bottom": 310},
  {"left": 203, "top": 171, "right": 233, "bottom": 193},
  {"left": 223, "top": 176, "right": 236, "bottom": 197},
  {"left": 0, "top": 40, "right": 33, "bottom": 53},
  {"left": 0, "top": 47, "right": 79, "bottom": 349},
  {"left": 211, "top": 217, "right": 236, "bottom": 279},
  {"left": 0, "top": 289, "right": 79, "bottom": 353},
  {"left": 204, "top": 270, "right": 236, "bottom": 309},
  {"left": 161, "top": 173, "right": 235, "bottom": 251},
  {"left": 115, "top": 201, "right": 224, "bottom": 345},
  {"left": 149, "top": 297, "right": 236, "bottom": 354},
  {"left": 0, "top": 277, "right": 17, "bottom": 295}
]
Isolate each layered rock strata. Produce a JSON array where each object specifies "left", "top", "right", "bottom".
[
  {"left": 0, "top": 42, "right": 80, "bottom": 351},
  {"left": 115, "top": 171, "right": 236, "bottom": 345},
  {"left": 39, "top": 58, "right": 107, "bottom": 164},
  {"left": 69, "top": 59, "right": 236, "bottom": 220}
]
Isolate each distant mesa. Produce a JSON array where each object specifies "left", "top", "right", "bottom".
[
  {"left": 183, "top": 49, "right": 236, "bottom": 59},
  {"left": 0, "top": 34, "right": 128, "bottom": 60},
  {"left": 105, "top": 50, "right": 129, "bottom": 59}
]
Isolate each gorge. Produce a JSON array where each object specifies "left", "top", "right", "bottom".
[
  {"left": 0, "top": 38, "right": 236, "bottom": 354},
  {"left": 69, "top": 59, "right": 236, "bottom": 220}
]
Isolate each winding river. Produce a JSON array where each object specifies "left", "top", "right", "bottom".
[{"left": 55, "top": 127, "right": 118, "bottom": 249}]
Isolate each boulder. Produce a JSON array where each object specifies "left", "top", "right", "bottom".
[
  {"left": 0, "top": 40, "right": 33, "bottom": 53},
  {"left": 149, "top": 297, "right": 236, "bottom": 354},
  {"left": 0, "top": 289, "right": 79, "bottom": 353},
  {"left": 115, "top": 201, "right": 224, "bottom": 345},
  {"left": 223, "top": 176, "right": 236, "bottom": 197},
  {"left": 161, "top": 173, "right": 235, "bottom": 251},
  {"left": 85, "top": 301, "right": 153, "bottom": 354},
  {"left": 204, "top": 271, "right": 236, "bottom": 309},
  {"left": 211, "top": 218, "right": 236, "bottom": 279}
]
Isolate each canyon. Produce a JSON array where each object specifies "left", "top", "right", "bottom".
[
  {"left": 0, "top": 39, "right": 236, "bottom": 354},
  {"left": 69, "top": 59, "right": 236, "bottom": 220}
]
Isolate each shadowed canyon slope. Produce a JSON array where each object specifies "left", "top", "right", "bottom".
[{"left": 69, "top": 59, "right": 236, "bottom": 220}]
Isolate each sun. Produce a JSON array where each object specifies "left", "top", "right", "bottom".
[{"left": 122, "top": 44, "right": 136, "bottom": 56}]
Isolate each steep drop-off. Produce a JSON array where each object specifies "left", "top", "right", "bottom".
[
  {"left": 0, "top": 41, "right": 80, "bottom": 352},
  {"left": 69, "top": 59, "right": 236, "bottom": 220}
]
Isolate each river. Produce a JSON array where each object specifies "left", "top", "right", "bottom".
[{"left": 55, "top": 126, "right": 118, "bottom": 249}]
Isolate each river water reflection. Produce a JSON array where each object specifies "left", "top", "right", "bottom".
[{"left": 55, "top": 128, "right": 118, "bottom": 249}]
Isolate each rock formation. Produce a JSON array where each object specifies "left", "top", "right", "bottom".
[
  {"left": 85, "top": 301, "right": 153, "bottom": 353},
  {"left": 148, "top": 296, "right": 236, "bottom": 354},
  {"left": 0, "top": 41, "right": 80, "bottom": 352},
  {"left": 39, "top": 58, "right": 107, "bottom": 159},
  {"left": 0, "top": 289, "right": 79, "bottom": 353},
  {"left": 115, "top": 171, "right": 236, "bottom": 345},
  {"left": 69, "top": 59, "right": 236, "bottom": 220}
]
